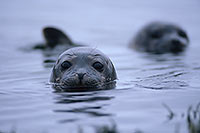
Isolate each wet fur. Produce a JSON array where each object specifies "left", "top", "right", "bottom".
[{"left": 50, "top": 47, "right": 117, "bottom": 92}]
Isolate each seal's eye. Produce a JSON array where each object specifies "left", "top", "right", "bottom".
[
  {"left": 92, "top": 62, "right": 104, "bottom": 72},
  {"left": 151, "top": 31, "right": 162, "bottom": 39},
  {"left": 61, "top": 61, "right": 72, "bottom": 69},
  {"left": 178, "top": 30, "right": 187, "bottom": 38}
]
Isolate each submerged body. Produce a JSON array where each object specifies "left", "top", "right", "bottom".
[
  {"left": 50, "top": 47, "right": 117, "bottom": 92},
  {"left": 130, "top": 22, "right": 189, "bottom": 54}
]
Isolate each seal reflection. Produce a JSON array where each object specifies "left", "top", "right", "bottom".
[{"left": 53, "top": 91, "right": 114, "bottom": 123}]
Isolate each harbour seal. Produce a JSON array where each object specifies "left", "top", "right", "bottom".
[
  {"left": 50, "top": 47, "right": 117, "bottom": 92},
  {"left": 130, "top": 22, "right": 189, "bottom": 54}
]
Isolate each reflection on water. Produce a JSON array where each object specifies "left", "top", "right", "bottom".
[
  {"left": 54, "top": 92, "right": 114, "bottom": 120},
  {"left": 54, "top": 92, "right": 114, "bottom": 104}
]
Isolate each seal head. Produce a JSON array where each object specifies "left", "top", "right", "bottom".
[
  {"left": 130, "top": 22, "right": 189, "bottom": 54},
  {"left": 50, "top": 47, "right": 117, "bottom": 92}
]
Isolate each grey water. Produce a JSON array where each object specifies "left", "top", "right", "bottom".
[{"left": 0, "top": 0, "right": 200, "bottom": 133}]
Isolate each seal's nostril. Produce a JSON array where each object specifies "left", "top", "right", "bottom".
[
  {"left": 170, "top": 39, "right": 185, "bottom": 53},
  {"left": 78, "top": 73, "right": 86, "bottom": 80},
  {"left": 171, "top": 39, "right": 181, "bottom": 45}
]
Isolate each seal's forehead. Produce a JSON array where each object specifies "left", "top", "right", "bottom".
[
  {"left": 59, "top": 47, "right": 107, "bottom": 59},
  {"left": 148, "top": 22, "right": 182, "bottom": 32}
]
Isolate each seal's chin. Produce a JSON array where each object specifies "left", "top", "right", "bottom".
[
  {"left": 51, "top": 82, "right": 100, "bottom": 92},
  {"left": 60, "top": 85, "right": 99, "bottom": 92},
  {"left": 51, "top": 81, "right": 116, "bottom": 92}
]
